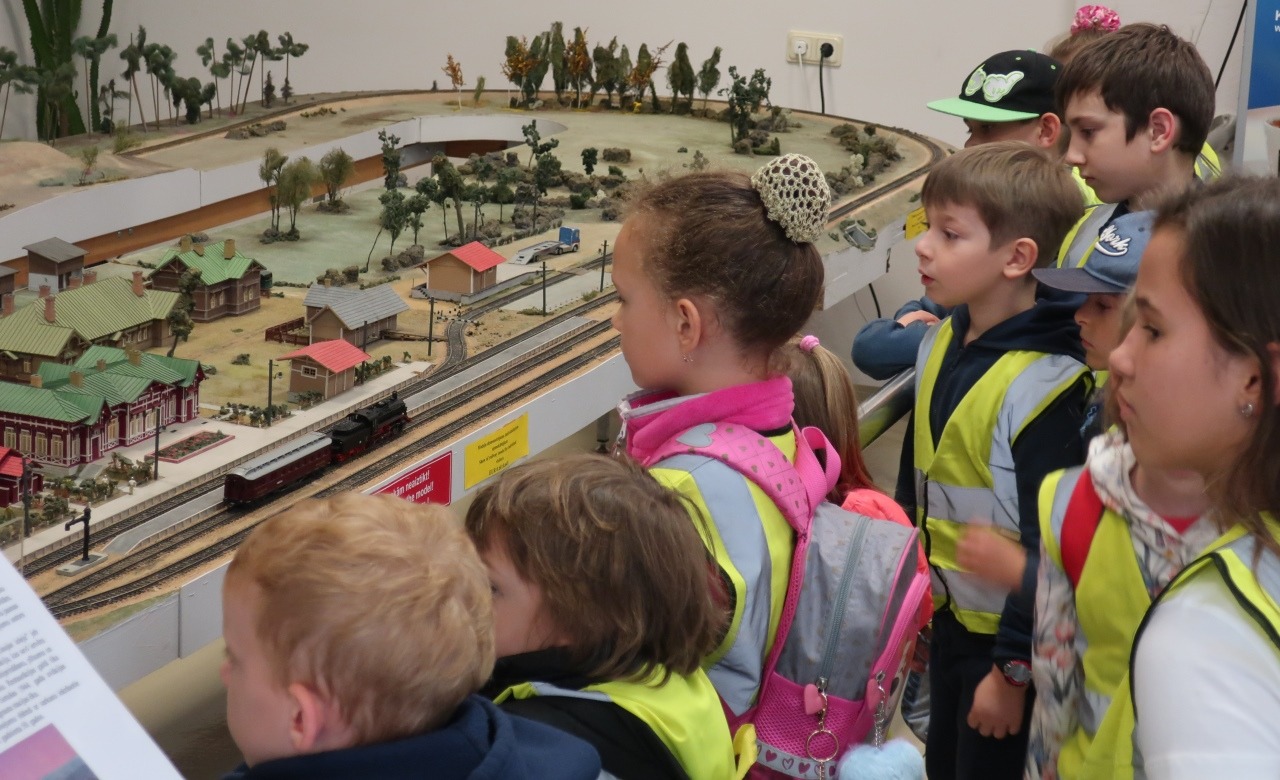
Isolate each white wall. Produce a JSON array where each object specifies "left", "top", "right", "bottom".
[{"left": 0, "top": 1, "right": 1240, "bottom": 147}]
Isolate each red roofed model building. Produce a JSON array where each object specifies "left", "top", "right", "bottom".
[
  {"left": 0, "top": 447, "right": 42, "bottom": 506},
  {"left": 420, "top": 241, "right": 505, "bottom": 295},
  {"left": 279, "top": 339, "right": 371, "bottom": 402}
]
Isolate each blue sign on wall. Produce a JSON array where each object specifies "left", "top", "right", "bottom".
[{"left": 1250, "top": 0, "right": 1280, "bottom": 109}]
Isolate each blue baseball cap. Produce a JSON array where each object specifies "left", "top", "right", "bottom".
[{"left": 1034, "top": 211, "right": 1154, "bottom": 294}]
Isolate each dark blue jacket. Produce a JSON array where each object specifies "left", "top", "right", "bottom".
[
  {"left": 852, "top": 296, "right": 951, "bottom": 380},
  {"left": 223, "top": 695, "right": 601, "bottom": 780},
  {"left": 900, "top": 287, "right": 1090, "bottom": 664}
]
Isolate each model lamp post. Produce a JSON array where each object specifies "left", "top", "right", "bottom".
[
  {"left": 599, "top": 240, "right": 608, "bottom": 292},
  {"left": 541, "top": 260, "right": 548, "bottom": 316},
  {"left": 428, "top": 297, "right": 435, "bottom": 357},
  {"left": 266, "top": 359, "right": 284, "bottom": 426},
  {"left": 153, "top": 406, "right": 162, "bottom": 481},
  {"left": 20, "top": 456, "right": 32, "bottom": 538}
]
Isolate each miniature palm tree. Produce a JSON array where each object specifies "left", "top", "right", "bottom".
[
  {"left": 276, "top": 32, "right": 308, "bottom": 103},
  {"left": 30, "top": 62, "right": 77, "bottom": 141},
  {"left": 0, "top": 49, "right": 33, "bottom": 140},
  {"left": 119, "top": 29, "right": 148, "bottom": 130},
  {"left": 443, "top": 54, "right": 464, "bottom": 109},
  {"left": 73, "top": 34, "right": 118, "bottom": 135},
  {"left": 197, "top": 37, "right": 227, "bottom": 116}
]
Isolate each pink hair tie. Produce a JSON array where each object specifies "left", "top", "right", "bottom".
[
  {"left": 1071, "top": 4, "right": 1121, "bottom": 35},
  {"left": 799, "top": 335, "right": 821, "bottom": 353}
]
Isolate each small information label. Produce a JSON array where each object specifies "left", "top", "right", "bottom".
[
  {"left": 904, "top": 206, "right": 927, "bottom": 240},
  {"left": 464, "top": 415, "right": 529, "bottom": 488},
  {"left": 376, "top": 452, "right": 453, "bottom": 505}
]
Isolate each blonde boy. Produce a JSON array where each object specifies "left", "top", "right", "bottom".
[
  {"left": 220, "top": 492, "right": 600, "bottom": 780},
  {"left": 909, "top": 142, "right": 1091, "bottom": 780}
]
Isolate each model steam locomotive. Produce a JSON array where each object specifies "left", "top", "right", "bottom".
[{"left": 224, "top": 393, "right": 408, "bottom": 504}]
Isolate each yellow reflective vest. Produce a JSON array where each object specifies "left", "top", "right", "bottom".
[
  {"left": 496, "top": 668, "right": 737, "bottom": 780},
  {"left": 914, "top": 320, "right": 1089, "bottom": 634},
  {"left": 1081, "top": 518, "right": 1280, "bottom": 780},
  {"left": 1040, "top": 467, "right": 1152, "bottom": 779}
]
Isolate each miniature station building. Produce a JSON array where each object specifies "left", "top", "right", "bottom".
[
  {"left": 149, "top": 238, "right": 266, "bottom": 322},
  {"left": 277, "top": 339, "right": 371, "bottom": 402},
  {"left": 0, "top": 271, "right": 180, "bottom": 383},
  {"left": 302, "top": 283, "right": 408, "bottom": 347},
  {"left": 23, "top": 237, "right": 86, "bottom": 292},
  {"left": 0, "top": 345, "right": 202, "bottom": 468},
  {"left": 419, "top": 241, "right": 504, "bottom": 296}
]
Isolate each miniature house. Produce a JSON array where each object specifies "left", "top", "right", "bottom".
[
  {"left": 0, "top": 272, "right": 179, "bottom": 383},
  {"left": 0, "top": 447, "right": 43, "bottom": 506},
  {"left": 23, "top": 237, "right": 87, "bottom": 292},
  {"left": 278, "top": 339, "right": 371, "bottom": 402},
  {"left": 149, "top": 238, "right": 266, "bottom": 322},
  {"left": 0, "top": 346, "right": 202, "bottom": 467},
  {"left": 420, "top": 242, "right": 504, "bottom": 296},
  {"left": 302, "top": 284, "right": 408, "bottom": 347}
]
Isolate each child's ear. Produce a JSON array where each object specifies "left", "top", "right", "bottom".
[
  {"left": 1036, "top": 113, "right": 1062, "bottom": 149},
  {"left": 1002, "top": 237, "right": 1039, "bottom": 279},
  {"left": 1146, "top": 108, "right": 1178, "bottom": 154},
  {"left": 672, "top": 296, "right": 704, "bottom": 355},
  {"left": 287, "top": 682, "right": 347, "bottom": 754}
]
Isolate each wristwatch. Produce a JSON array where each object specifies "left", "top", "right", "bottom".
[{"left": 1000, "top": 660, "right": 1032, "bottom": 687}]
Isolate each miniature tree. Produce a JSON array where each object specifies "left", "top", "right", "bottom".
[
  {"left": 522, "top": 119, "right": 559, "bottom": 170},
  {"left": 465, "top": 182, "right": 489, "bottom": 236},
  {"left": 616, "top": 45, "right": 633, "bottom": 106},
  {"left": 688, "top": 149, "right": 710, "bottom": 171},
  {"left": 0, "top": 49, "right": 34, "bottom": 140},
  {"left": 501, "top": 36, "right": 533, "bottom": 105},
  {"left": 277, "top": 156, "right": 319, "bottom": 238},
  {"left": 416, "top": 176, "right": 448, "bottom": 235},
  {"left": 666, "top": 43, "right": 695, "bottom": 113},
  {"left": 696, "top": 47, "right": 722, "bottom": 114},
  {"left": 19, "top": 0, "right": 93, "bottom": 139},
  {"left": 591, "top": 38, "right": 619, "bottom": 107},
  {"left": 72, "top": 34, "right": 118, "bottom": 136},
  {"left": 379, "top": 129, "right": 402, "bottom": 190},
  {"left": 78, "top": 145, "right": 99, "bottom": 184},
  {"left": 530, "top": 152, "right": 561, "bottom": 229},
  {"left": 119, "top": 27, "right": 149, "bottom": 130},
  {"left": 254, "top": 31, "right": 281, "bottom": 111},
  {"left": 142, "top": 42, "right": 176, "bottom": 128},
  {"left": 548, "top": 22, "right": 567, "bottom": 104},
  {"left": 433, "top": 154, "right": 468, "bottom": 240},
  {"left": 566, "top": 27, "right": 592, "bottom": 108},
  {"left": 581, "top": 147, "right": 598, "bottom": 176},
  {"left": 96, "top": 78, "right": 127, "bottom": 134},
  {"left": 629, "top": 44, "right": 654, "bottom": 111},
  {"left": 318, "top": 147, "right": 355, "bottom": 208},
  {"left": 406, "top": 193, "right": 430, "bottom": 245},
  {"left": 524, "top": 33, "right": 550, "bottom": 106},
  {"left": 262, "top": 71, "right": 276, "bottom": 108},
  {"left": 197, "top": 37, "right": 233, "bottom": 116},
  {"left": 442, "top": 54, "right": 464, "bottom": 109},
  {"left": 491, "top": 169, "right": 518, "bottom": 222},
  {"left": 29, "top": 62, "right": 77, "bottom": 140},
  {"left": 258, "top": 147, "right": 288, "bottom": 233},
  {"left": 719, "top": 66, "right": 771, "bottom": 146},
  {"left": 472, "top": 75, "right": 486, "bottom": 106},
  {"left": 379, "top": 189, "right": 409, "bottom": 257},
  {"left": 221, "top": 38, "right": 244, "bottom": 115},
  {"left": 276, "top": 32, "right": 308, "bottom": 103},
  {"left": 166, "top": 267, "right": 201, "bottom": 356}
]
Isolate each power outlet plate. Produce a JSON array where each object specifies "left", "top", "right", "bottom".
[{"left": 786, "top": 31, "right": 843, "bottom": 67}]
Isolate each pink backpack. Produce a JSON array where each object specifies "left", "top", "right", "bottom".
[{"left": 651, "top": 423, "right": 931, "bottom": 779}]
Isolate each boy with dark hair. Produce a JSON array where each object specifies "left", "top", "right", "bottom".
[
  {"left": 908, "top": 142, "right": 1091, "bottom": 780},
  {"left": 1054, "top": 22, "right": 1214, "bottom": 268}
]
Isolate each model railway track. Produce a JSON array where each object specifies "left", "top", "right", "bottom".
[
  {"left": 46, "top": 328, "right": 619, "bottom": 618},
  {"left": 827, "top": 127, "right": 948, "bottom": 223}
]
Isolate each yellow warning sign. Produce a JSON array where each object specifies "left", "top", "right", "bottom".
[
  {"left": 464, "top": 414, "right": 530, "bottom": 488},
  {"left": 905, "top": 207, "right": 928, "bottom": 240}
]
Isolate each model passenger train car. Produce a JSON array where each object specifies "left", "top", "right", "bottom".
[{"left": 224, "top": 393, "right": 408, "bottom": 504}]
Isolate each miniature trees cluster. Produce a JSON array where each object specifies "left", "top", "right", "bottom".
[
  {"left": 277, "top": 157, "right": 319, "bottom": 238},
  {"left": 0, "top": 48, "right": 33, "bottom": 139},
  {"left": 720, "top": 66, "right": 774, "bottom": 153},
  {"left": 259, "top": 147, "right": 287, "bottom": 236}
]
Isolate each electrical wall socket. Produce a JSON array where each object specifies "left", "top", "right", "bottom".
[{"left": 786, "top": 31, "right": 843, "bottom": 67}]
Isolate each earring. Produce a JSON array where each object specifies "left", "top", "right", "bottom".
[
  {"left": 1241, "top": 402, "right": 1256, "bottom": 418},
  {"left": 681, "top": 354, "right": 693, "bottom": 364}
]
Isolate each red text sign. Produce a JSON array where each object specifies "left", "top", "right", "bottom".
[{"left": 376, "top": 452, "right": 453, "bottom": 505}]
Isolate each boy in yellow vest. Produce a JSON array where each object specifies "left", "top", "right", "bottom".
[{"left": 907, "top": 142, "right": 1091, "bottom": 780}]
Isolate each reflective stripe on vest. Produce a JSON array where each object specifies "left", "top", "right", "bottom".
[
  {"left": 498, "top": 670, "right": 737, "bottom": 780},
  {"left": 1040, "top": 468, "right": 1153, "bottom": 779},
  {"left": 1195, "top": 144, "right": 1222, "bottom": 182},
  {"left": 653, "top": 453, "right": 794, "bottom": 716},
  {"left": 1057, "top": 202, "right": 1120, "bottom": 269},
  {"left": 914, "top": 320, "right": 1089, "bottom": 634},
  {"left": 1081, "top": 520, "right": 1280, "bottom": 780}
]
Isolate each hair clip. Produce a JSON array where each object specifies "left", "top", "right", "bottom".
[
  {"left": 750, "top": 154, "right": 831, "bottom": 244},
  {"left": 1071, "top": 5, "right": 1121, "bottom": 35},
  {"left": 799, "top": 334, "right": 821, "bottom": 353}
]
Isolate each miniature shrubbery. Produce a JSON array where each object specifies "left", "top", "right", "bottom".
[{"left": 602, "top": 147, "right": 631, "bottom": 163}]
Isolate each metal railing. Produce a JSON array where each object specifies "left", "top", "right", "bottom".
[{"left": 856, "top": 368, "right": 915, "bottom": 449}]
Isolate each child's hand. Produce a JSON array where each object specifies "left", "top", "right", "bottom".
[
  {"left": 957, "top": 526, "right": 1026, "bottom": 593},
  {"left": 967, "top": 666, "right": 1027, "bottom": 739},
  {"left": 896, "top": 310, "right": 941, "bottom": 327}
]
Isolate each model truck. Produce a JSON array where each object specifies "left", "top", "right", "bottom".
[{"left": 511, "top": 226, "right": 581, "bottom": 265}]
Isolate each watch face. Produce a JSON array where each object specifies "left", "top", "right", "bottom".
[{"left": 1002, "top": 661, "right": 1032, "bottom": 684}]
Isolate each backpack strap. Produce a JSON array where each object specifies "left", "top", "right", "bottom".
[{"left": 1060, "top": 469, "right": 1106, "bottom": 589}]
